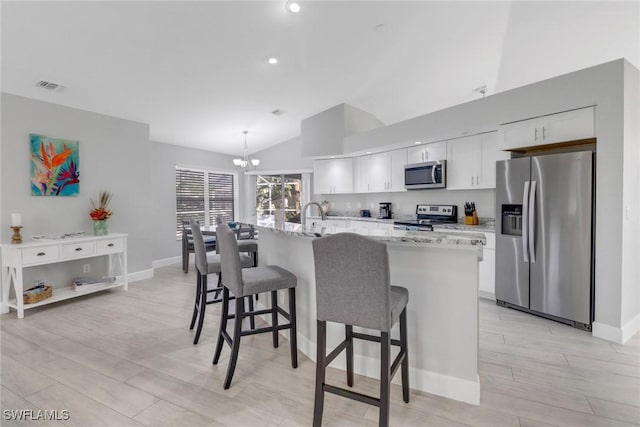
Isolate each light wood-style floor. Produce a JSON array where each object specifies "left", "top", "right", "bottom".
[{"left": 2, "top": 264, "right": 639, "bottom": 426}]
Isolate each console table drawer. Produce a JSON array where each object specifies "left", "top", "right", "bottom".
[
  {"left": 61, "top": 241, "right": 96, "bottom": 259},
  {"left": 96, "top": 238, "right": 125, "bottom": 255},
  {"left": 22, "top": 246, "right": 60, "bottom": 265}
]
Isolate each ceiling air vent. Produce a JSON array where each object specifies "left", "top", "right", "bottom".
[
  {"left": 271, "top": 109, "right": 285, "bottom": 116},
  {"left": 35, "top": 80, "right": 63, "bottom": 91}
]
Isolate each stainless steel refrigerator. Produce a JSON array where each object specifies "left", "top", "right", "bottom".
[{"left": 495, "top": 151, "right": 594, "bottom": 330}]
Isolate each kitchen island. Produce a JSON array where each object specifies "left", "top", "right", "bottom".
[{"left": 247, "top": 219, "right": 485, "bottom": 404}]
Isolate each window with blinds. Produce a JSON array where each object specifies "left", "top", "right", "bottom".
[{"left": 175, "top": 167, "right": 235, "bottom": 237}]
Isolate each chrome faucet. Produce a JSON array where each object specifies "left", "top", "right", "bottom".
[{"left": 301, "top": 202, "right": 327, "bottom": 225}]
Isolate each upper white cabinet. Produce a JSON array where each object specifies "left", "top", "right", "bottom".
[
  {"left": 499, "top": 107, "right": 595, "bottom": 151},
  {"left": 313, "top": 158, "right": 354, "bottom": 194},
  {"left": 447, "top": 132, "right": 509, "bottom": 190},
  {"left": 353, "top": 148, "right": 407, "bottom": 193},
  {"left": 407, "top": 141, "right": 447, "bottom": 164}
]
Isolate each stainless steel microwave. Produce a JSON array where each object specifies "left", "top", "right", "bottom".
[{"left": 404, "top": 160, "right": 446, "bottom": 190}]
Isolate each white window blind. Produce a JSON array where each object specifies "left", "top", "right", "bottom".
[{"left": 175, "top": 167, "right": 235, "bottom": 237}]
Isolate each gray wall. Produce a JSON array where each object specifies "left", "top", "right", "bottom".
[
  {"left": 252, "top": 136, "right": 313, "bottom": 171},
  {"left": 1, "top": 93, "right": 152, "bottom": 283},
  {"left": 148, "top": 140, "right": 241, "bottom": 262}
]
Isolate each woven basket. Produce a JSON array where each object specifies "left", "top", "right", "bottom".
[{"left": 23, "top": 285, "right": 52, "bottom": 304}]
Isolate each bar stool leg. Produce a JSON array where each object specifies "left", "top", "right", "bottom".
[
  {"left": 223, "top": 296, "right": 245, "bottom": 389},
  {"left": 313, "top": 320, "right": 327, "bottom": 427},
  {"left": 189, "top": 272, "right": 201, "bottom": 330},
  {"left": 271, "top": 290, "right": 279, "bottom": 348},
  {"left": 193, "top": 274, "right": 207, "bottom": 344},
  {"left": 379, "top": 332, "right": 391, "bottom": 427},
  {"left": 213, "top": 287, "right": 230, "bottom": 364},
  {"left": 400, "top": 308, "right": 410, "bottom": 403},
  {"left": 345, "top": 325, "right": 354, "bottom": 387},
  {"left": 213, "top": 273, "right": 222, "bottom": 300},
  {"left": 247, "top": 295, "right": 256, "bottom": 330},
  {"left": 288, "top": 287, "right": 298, "bottom": 368}
]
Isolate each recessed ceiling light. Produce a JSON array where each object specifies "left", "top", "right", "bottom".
[
  {"left": 285, "top": 1, "right": 301, "bottom": 13},
  {"left": 267, "top": 57, "right": 278, "bottom": 65},
  {"left": 366, "top": 152, "right": 372, "bottom": 154},
  {"left": 414, "top": 141, "right": 421, "bottom": 145}
]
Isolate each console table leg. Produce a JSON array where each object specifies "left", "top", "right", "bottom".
[
  {"left": 1, "top": 266, "right": 11, "bottom": 314},
  {"left": 14, "top": 267, "right": 24, "bottom": 319}
]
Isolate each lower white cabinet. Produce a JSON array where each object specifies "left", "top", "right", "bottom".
[{"left": 479, "top": 231, "right": 496, "bottom": 300}]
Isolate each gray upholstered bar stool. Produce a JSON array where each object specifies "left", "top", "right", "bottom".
[
  {"left": 311, "top": 233, "right": 409, "bottom": 427},
  {"left": 189, "top": 219, "right": 255, "bottom": 344},
  {"left": 213, "top": 223, "right": 298, "bottom": 389},
  {"left": 214, "top": 216, "right": 258, "bottom": 268}
]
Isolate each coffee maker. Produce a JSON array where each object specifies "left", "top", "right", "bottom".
[{"left": 379, "top": 202, "right": 392, "bottom": 219}]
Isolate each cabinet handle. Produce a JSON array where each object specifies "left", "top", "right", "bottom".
[
  {"left": 37, "top": 252, "right": 46, "bottom": 256},
  {"left": 108, "top": 243, "right": 114, "bottom": 247},
  {"left": 542, "top": 126, "right": 547, "bottom": 140},
  {"left": 534, "top": 128, "right": 538, "bottom": 141},
  {"left": 471, "top": 176, "right": 474, "bottom": 186},
  {"left": 75, "top": 247, "right": 83, "bottom": 252},
  {"left": 476, "top": 176, "right": 480, "bottom": 185}
]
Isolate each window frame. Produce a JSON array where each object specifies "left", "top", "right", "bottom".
[{"left": 175, "top": 164, "right": 239, "bottom": 238}]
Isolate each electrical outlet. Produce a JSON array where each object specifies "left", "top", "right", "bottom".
[
  {"left": 83, "top": 264, "right": 90, "bottom": 273},
  {"left": 626, "top": 206, "right": 631, "bottom": 220},
  {"left": 346, "top": 202, "right": 352, "bottom": 209}
]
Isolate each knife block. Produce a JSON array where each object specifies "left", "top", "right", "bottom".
[{"left": 464, "top": 212, "right": 479, "bottom": 225}]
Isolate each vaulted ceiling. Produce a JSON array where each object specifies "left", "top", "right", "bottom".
[{"left": 2, "top": 1, "right": 638, "bottom": 155}]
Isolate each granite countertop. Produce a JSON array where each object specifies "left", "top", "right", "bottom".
[
  {"left": 244, "top": 219, "right": 486, "bottom": 248},
  {"left": 308, "top": 215, "right": 496, "bottom": 232}
]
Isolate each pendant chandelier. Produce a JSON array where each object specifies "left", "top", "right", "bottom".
[{"left": 232, "top": 130, "right": 260, "bottom": 171}]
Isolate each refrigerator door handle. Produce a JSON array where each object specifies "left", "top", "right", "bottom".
[
  {"left": 522, "top": 181, "right": 530, "bottom": 262},
  {"left": 529, "top": 180, "right": 537, "bottom": 263}
]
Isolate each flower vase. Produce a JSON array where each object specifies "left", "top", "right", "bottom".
[{"left": 93, "top": 220, "right": 108, "bottom": 236}]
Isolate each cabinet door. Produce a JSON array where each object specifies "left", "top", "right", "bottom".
[
  {"left": 446, "top": 135, "right": 481, "bottom": 190},
  {"left": 498, "top": 118, "right": 537, "bottom": 151},
  {"left": 353, "top": 156, "right": 370, "bottom": 193},
  {"left": 425, "top": 141, "right": 447, "bottom": 162},
  {"left": 313, "top": 160, "right": 333, "bottom": 194},
  {"left": 407, "top": 146, "right": 426, "bottom": 164},
  {"left": 331, "top": 158, "right": 354, "bottom": 194},
  {"left": 389, "top": 148, "right": 407, "bottom": 192},
  {"left": 478, "top": 132, "right": 510, "bottom": 189},
  {"left": 479, "top": 248, "right": 496, "bottom": 300},
  {"left": 368, "top": 153, "right": 391, "bottom": 192},
  {"left": 543, "top": 107, "right": 595, "bottom": 144}
]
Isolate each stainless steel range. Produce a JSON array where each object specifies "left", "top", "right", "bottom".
[{"left": 394, "top": 204, "right": 458, "bottom": 231}]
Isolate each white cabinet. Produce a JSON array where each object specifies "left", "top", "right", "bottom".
[
  {"left": 407, "top": 141, "right": 447, "bottom": 164},
  {"left": 447, "top": 132, "right": 509, "bottom": 190},
  {"left": 353, "top": 148, "right": 407, "bottom": 193},
  {"left": 499, "top": 107, "right": 595, "bottom": 151},
  {"left": 478, "top": 232, "right": 496, "bottom": 300},
  {"left": 313, "top": 158, "right": 354, "bottom": 194},
  {"left": 389, "top": 149, "right": 407, "bottom": 191}
]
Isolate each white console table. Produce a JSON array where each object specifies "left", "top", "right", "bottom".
[{"left": 1, "top": 233, "right": 127, "bottom": 319}]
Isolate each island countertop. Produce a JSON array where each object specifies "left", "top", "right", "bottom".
[{"left": 243, "top": 219, "right": 487, "bottom": 248}]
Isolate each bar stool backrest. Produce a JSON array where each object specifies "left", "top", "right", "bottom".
[
  {"left": 190, "top": 219, "right": 208, "bottom": 275},
  {"left": 312, "top": 233, "right": 392, "bottom": 332},
  {"left": 216, "top": 223, "right": 244, "bottom": 297}
]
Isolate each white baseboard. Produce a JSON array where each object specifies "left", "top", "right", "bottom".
[
  {"left": 127, "top": 268, "right": 154, "bottom": 283},
  {"left": 257, "top": 300, "right": 480, "bottom": 405},
  {"left": 152, "top": 256, "right": 181, "bottom": 269},
  {"left": 622, "top": 312, "right": 640, "bottom": 343},
  {"left": 478, "top": 291, "right": 495, "bottom": 301}
]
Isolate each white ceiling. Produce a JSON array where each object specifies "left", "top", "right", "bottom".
[{"left": 1, "top": 1, "right": 638, "bottom": 156}]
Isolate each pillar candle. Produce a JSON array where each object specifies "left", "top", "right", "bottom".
[{"left": 11, "top": 213, "right": 21, "bottom": 227}]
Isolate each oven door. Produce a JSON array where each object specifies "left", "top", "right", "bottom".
[{"left": 404, "top": 161, "right": 446, "bottom": 189}]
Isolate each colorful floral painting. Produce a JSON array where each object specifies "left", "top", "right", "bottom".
[{"left": 30, "top": 134, "right": 80, "bottom": 196}]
